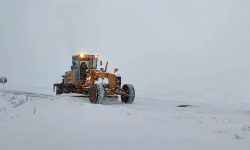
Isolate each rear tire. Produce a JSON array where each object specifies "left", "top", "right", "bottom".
[
  {"left": 56, "top": 86, "right": 63, "bottom": 95},
  {"left": 89, "top": 84, "right": 104, "bottom": 104},
  {"left": 121, "top": 84, "right": 135, "bottom": 104}
]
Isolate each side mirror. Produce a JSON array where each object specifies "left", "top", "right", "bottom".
[
  {"left": 114, "top": 68, "right": 118, "bottom": 73},
  {"left": 100, "top": 60, "right": 103, "bottom": 66}
]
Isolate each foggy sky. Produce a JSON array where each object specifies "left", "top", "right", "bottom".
[{"left": 0, "top": 0, "right": 250, "bottom": 90}]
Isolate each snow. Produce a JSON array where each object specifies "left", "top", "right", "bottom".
[
  {"left": 1, "top": 0, "right": 249, "bottom": 149},
  {"left": 137, "top": 67, "right": 250, "bottom": 106},
  {"left": 1, "top": 89, "right": 250, "bottom": 150}
]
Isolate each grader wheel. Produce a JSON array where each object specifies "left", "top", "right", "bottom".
[
  {"left": 89, "top": 83, "right": 104, "bottom": 104},
  {"left": 121, "top": 84, "right": 135, "bottom": 104}
]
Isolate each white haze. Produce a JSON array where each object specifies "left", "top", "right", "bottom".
[{"left": 0, "top": 0, "right": 250, "bottom": 96}]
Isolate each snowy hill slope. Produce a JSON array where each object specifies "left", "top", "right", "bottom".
[
  {"left": 0, "top": 90, "right": 250, "bottom": 150},
  {"left": 137, "top": 67, "right": 250, "bottom": 105}
]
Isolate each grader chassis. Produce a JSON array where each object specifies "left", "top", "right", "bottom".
[{"left": 53, "top": 53, "right": 135, "bottom": 104}]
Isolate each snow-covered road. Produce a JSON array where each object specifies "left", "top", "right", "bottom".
[{"left": 0, "top": 90, "right": 250, "bottom": 150}]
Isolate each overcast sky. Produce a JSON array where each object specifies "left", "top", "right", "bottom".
[{"left": 0, "top": 0, "right": 250, "bottom": 90}]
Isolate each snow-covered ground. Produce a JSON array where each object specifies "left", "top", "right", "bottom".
[{"left": 0, "top": 88, "right": 250, "bottom": 150}]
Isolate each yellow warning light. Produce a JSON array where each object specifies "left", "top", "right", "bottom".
[{"left": 79, "top": 53, "right": 85, "bottom": 58}]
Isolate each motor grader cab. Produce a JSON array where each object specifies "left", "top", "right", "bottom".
[{"left": 53, "top": 53, "right": 135, "bottom": 104}]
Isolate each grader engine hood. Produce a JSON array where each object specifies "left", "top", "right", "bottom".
[{"left": 87, "top": 70, "right": 121, "bottom": 91}]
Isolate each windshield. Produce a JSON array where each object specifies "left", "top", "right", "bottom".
[{"left": 80, "top": 59, "right": 97, "bottom": 69}]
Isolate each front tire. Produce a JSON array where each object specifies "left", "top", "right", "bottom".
[
  {"left": 121, "top": 84, "right": 135, "bottom": 104},
  {"left": 89, "top": 84, "right": 104, "bottom": 104}
]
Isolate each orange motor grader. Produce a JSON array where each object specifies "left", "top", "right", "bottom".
[{"left": 53, "top": 53, "right": 135, "bottom": 104}]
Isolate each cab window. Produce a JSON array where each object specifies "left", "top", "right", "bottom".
[{"left": 92, "top": 59, "right": 97, "bottom": 69}]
